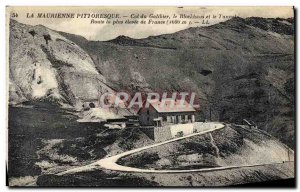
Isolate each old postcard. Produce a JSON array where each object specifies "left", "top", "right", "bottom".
[{"left": 6, "top": 6, "right": 295, "bottom": 187}]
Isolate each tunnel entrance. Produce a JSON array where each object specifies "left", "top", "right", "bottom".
[{"left": 89, "top": 103, "right": 96, "bottom": 108}]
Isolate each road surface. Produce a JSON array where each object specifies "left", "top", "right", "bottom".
[{"left": 58, "top": 122, "right": 225, "bottom": 175}]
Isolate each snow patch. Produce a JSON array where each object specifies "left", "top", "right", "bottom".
[{"left": 31, "top": 63, "right": 58, "bottom": 98}]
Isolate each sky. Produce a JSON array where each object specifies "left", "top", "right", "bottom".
[{"left": 7, "top": 6, "right": 294, "bottom": 41}]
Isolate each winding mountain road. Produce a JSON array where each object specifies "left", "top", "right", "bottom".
[
  {"left": 58, "top": 122, "right": 294, "bottom": 175},
  {"left": 58, "top": 122, "right": 225, "bottom": 175}
]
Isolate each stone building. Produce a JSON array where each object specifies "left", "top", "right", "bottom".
[{"left": 138, "top": 98, "right": 196, "bottom": 126}]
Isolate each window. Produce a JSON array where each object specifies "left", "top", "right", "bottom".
[
  {"left": 147, "top": 110, "right": 150, "bottom": 115},
  {"left": 163, "top": 116, "right": 167, "bottom": 121}
]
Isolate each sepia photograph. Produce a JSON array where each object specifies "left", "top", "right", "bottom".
[{"left": 6, "top": 6, "right": 295, "bottom": 187}]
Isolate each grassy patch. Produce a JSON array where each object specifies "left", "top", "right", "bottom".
[
  {"left": 118, "top": 152, "right": 160, "bottom": 169},
  {"left": 8, "top": 102, "right": 106, "bottom": 178},
  {"left": 211, "top": 126, "right": 244, "bottom": 157}
]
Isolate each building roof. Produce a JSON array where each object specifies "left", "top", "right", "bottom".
[
  {"left": 147, "top": 98, "right": 196, "bottom": 113},
  {"left": 110, "top": 107, "right": 134, "bottom": 116}
]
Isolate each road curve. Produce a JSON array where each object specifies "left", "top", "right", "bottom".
[
  {"left": 58, "top": 122, "right": 225, "bottom": 175},
  {"left": 96, "top": 122, "right": 225, "bottom": 173}
]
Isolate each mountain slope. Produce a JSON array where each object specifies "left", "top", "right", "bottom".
[
  {"left": 9, "top": 20, "right": 113, "bottom": 108},
  {"left": 8, "top": 17, "right": 294, "bottom": 147},
  {"left": 59, "top": 17, "right": 295, "bottom": 148}
]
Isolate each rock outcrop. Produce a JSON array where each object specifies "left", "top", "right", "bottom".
[{"left": 9, "top": 20, "right": 113, "bottom": 107}]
